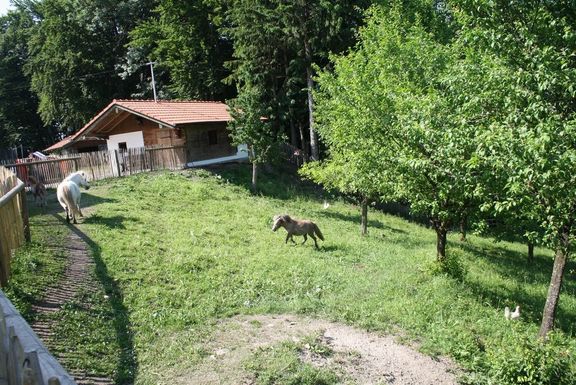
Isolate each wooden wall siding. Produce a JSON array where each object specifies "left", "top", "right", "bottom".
[
  {"left": 118, "top": 146, "right": 186, "bottom": 176},
  {"left": 183, "top": 123, "right": 236, "bottom": 162},
  {"left": 77, "top": 151, "right": 115, "bottom": 181},
  {"left": 107, "top": 115, "right": 186, "bottom": 148},
  {"left": 0, "top": 167, "right": 29, "bottom": 286}
]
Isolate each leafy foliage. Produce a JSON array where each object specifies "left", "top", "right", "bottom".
[
  {"left": 310, "top": 2, "right": 484, "bottom": 258},
  {"left": 129, "top": 0, "right": 234, "bottom": 100},
  {"left": 24, "top": 0, "right": 156, "bottom": 129},
  {"left": 0, "top": 9, "right": 58, "bottom": 150},
  {"left": 486, "top": 331, "right": 575, "bottom": 385}
]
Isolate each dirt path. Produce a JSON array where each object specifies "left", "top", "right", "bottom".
[
  {"left": 176, "top": 314, "right": 461, "bottom": 385},
  {"left": 30, "top": 213, "right": 113, "bottom": 385}
]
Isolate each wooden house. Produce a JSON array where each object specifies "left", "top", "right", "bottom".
[{"left": 44, "top": 99, "right": 248, "bottom": 167}]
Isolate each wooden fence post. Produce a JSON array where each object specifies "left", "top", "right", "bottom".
[
  {"left": 19, "top": 189, "right": 30, "bottom": 243},
  {"left": 113, "top": 150, "right": 121, "bottom": 178}
]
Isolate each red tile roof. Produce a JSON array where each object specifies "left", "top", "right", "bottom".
[
  {"left": 44, "top": 135, "right": 75, "bottom": 152},
  {"left": 114, "top": 99, "right": 231, "bottom": 126},
  {"left": 44, "top": 99, "right": 232, "bottom": 152}
]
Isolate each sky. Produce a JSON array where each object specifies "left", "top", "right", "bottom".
[{"left": 0, "top": 0, "right": 13, "bottom": 16}]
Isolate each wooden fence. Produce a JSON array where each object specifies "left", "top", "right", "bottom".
[
  {"left": 0, "top": 167, "right": 75, "bottom": 384},
  {"left": 3, "top": 146, "right": 187, "bottom": 188},
  {"left": 0, "top": 291, "right": 76, "bottom": 385},
  {"left": 0, "top": 167, "right": 29, "bottom": 286},
  {"left": 2, "top": 158, "right": 80, "bottom": 190}
]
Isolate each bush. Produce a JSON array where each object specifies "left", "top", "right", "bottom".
[
  {"left": 486, "top": 332, "right": 575, "bottom": 385},
  {"left": 426, "top": 248, "right": 468, "bottom": 281}
]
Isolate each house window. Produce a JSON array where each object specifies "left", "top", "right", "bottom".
[
  {"left": 118, "top": 142, "right": 127, "bottom": 151},
  {"left": 208, "top": 130, "right": 218, "bottom": 145}
]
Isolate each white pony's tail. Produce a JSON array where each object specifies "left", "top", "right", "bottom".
[{"left": 57, "top": 181, "right": 81, "bottom": 223}]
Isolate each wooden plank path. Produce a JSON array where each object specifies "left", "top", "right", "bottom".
[{"left": 28, "top": 212, "right": 114, "bottom": 385}]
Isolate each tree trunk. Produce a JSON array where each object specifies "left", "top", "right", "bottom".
[
  {"left": 538, "top": 226, "right": 570, "bottom": 338},
  {"left": 304, "top": 40, "right": 318, "bottom": 161},
  {"left": 298, "top": 122, "right": 309, "bottom": 162},
  {"left": 251, "top": 162, "right": 258, "bottom": 193},
  {"left": 528, "top": 242, "right": 534, "bottom": 261},
  {"left": 459, "top": 216, "right": 467, "bottom": 242},
  {"left": 361, "top": 197, "right": 368, "bottom": 235},
  {"left": 289, "top": 109, "right": 298, "bottom": 147},
  {"left": 432, "top": 219, "right": 448, "bottom": 262},
  {"left": 284, "top": 50, "right": 298, "bottom": 148}
]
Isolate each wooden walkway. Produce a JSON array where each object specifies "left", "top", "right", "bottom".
[{"left": 29, "top": 212, "right": 114, "bottom": 385}]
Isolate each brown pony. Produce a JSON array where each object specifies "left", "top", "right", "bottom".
[
  {"left": 28, "top": 175, "right": 47, "bottom": 207},
  {"left": 272, "top": 214, "right": 324, "bottom": 249}
]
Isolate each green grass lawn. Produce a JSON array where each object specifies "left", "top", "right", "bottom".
[{"left": 7, "top": 165, "right": 576, "bottom": 385}]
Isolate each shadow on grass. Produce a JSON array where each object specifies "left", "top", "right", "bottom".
[
  {"left": 82, "top": 214, "right": 138, "bottom": 230},
  {"left": 317, "top": 245, "right": 341, "bottom": 252},
  {"left": 57, "top": 216, "right": 137, "bottom": 384},
  {"left": 205, "top": 163, "right": 322, "bottom": 201},
  {"left": 27, "top": 191, "right": 118, "bottom": 218},
  {"left": 317, "top": 211, "right": 408, "bottom": 234},
  {"left": 458, "top": 241, "right": 576, "bottom": 334}
]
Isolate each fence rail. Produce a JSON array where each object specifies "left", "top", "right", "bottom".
[{"left": 0, "top": 291, "right": 76, "bottom": 385}]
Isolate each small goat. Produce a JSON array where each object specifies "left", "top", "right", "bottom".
[
  {"left": 272, "top": 214, "right": 324, "bottom": 249},
  {"left": 28, "top": 175, "right": 47, "bottom": 207}
]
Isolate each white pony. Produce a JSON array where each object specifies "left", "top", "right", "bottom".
[{"left": 57, "top": 170, "right": 90, "bottom": 224}]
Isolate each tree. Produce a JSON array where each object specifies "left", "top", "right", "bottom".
[
  {"left": 224, "top": 0, "right": 370, "bottom": 161},
  {"left": 300, "top": 38, "right": 395, "bottom": 234},
  {"left": 0, "top": 8, "right": 58, "bottom": 151},
  {"left": 224, "top": 0, "right": 298, "bottom": 189},
  {"left": 227, "top": 85, "right": 285, "bottom": 192},
  {"left": 129, "top": 0, "right": 234, "bottom": 101},
  {"left": 277, "top": 0, "right": 369, "bottom": 161},
  {"left": 24, "top": 0, "right": 155, "bottom": 130},
  {"left": 453, "top": 0, "right": 576, "bottom": 337},
  {"left": 311, "top": 3, "right": 487, "bottom": 260}
]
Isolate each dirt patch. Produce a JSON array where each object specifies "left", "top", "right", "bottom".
[{"left": 174, "top": 314, "right": 460, "bottom": 385}]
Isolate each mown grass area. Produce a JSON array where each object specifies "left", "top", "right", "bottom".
[
  {"left": 7, "top": 164, "right": 576, "bottom": 384},
  {"left": 3, "top": 211, "right": 69, "bottom": 321}
]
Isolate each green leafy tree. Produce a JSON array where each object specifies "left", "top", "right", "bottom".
[
  {"left": 277, "top": 0, "right": 369, "bottom": 160},
  {"left": 228, "top": 85, "right": 285, "bottom": 192},
  {"left": 311, "top": 3, "right": 487, "bottom": 260},
  {"left": 224, "top": 0, "right": 296, "bottom": 189},
  {"left": 0, "top": 8, "right": 58, "bottom": 151},
  {"left": 224, "top": 0, "right": 370, "bottom": 161},
  {"left": 24, "top": 0, "right": 155, "bottom": 130},
  {"left": 454, "top": 0, "right": 576, "bottom": 337},
  {"left": 129, "top": 0, "right": 234, "bottom": 101}
]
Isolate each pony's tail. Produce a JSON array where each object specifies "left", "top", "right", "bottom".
[
  {"left": 313, "top": 224, "right": 324, "bottom": 241},
  {"left": 58, "top": 184, "right": 80, "bottom": 219}
]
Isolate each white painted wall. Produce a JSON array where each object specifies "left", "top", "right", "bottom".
[{"left": 107, "top": 131, "right": 144, "bottom": 151}]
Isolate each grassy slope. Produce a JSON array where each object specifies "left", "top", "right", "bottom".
[{"left": 7, "top": 165, "right": 576, "bottom": 384}]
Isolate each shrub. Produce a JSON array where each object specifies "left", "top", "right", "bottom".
[
  {"left": 486, "top": 332, "right": 575, "bottom": 385},
  {"left": 426, "top": 248, "right": 468, "bottom": 281}
]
